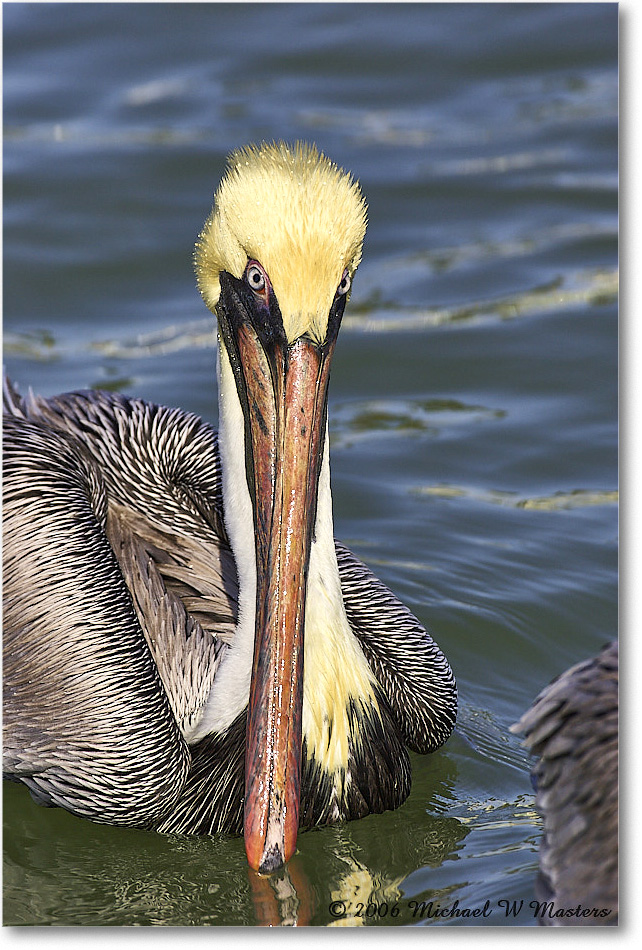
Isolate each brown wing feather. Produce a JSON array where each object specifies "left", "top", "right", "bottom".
[
  {"left": 512, "top": 641, "right": 618, "bottom": 924},
  {"left": 3, "top": 386, "right": 241, "bottom": 828},
  {"left": 105, "top": 501, "right": 237, "bottom": 738}
]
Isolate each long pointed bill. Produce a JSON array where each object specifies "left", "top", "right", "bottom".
[{"left": 217, "top": 273, "right": 340, "bottom": 874}]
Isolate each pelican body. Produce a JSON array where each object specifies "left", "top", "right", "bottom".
[
  {"left": 3, "top": 142, "right": 457, "bottom": 873},
  {"left": 512, "top": 641, "right": 618, "bottom": 924}
]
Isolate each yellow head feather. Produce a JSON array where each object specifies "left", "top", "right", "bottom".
[{"left": 194, "top": 141, "right": 368, "bottom": 343}]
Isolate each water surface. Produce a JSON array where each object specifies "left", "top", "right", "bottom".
[{"left": 3, "top": 1, "right": 618, "bottom": 927}]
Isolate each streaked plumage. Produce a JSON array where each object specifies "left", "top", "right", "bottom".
[
  {"left": 3, "top": 142, "right": 456, "bottom": 870},
  {"left": 512, "top": 640, "right": 618, "bottom": 925}
]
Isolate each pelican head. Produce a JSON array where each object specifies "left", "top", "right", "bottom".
[
  {"left": 195, "top": 141, "right": 367, "bottom": 343},
  {"left": 195, "top": 142, "right": 368, "bottom": 873}
]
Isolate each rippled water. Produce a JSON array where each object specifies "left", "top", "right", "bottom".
[{"left": 3, "top": 2, "right": 618, "bottom": 927}]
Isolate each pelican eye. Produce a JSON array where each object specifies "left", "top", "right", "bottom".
[
  {"left": 336, "top": 269, "right": 351, "bottom": 297},
  {"left": 245, "top": 260, "right": 268, "bottom": 297}
]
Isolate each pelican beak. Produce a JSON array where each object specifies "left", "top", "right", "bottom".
[{"left": 216, "top": 271, "right": 344, "bottom": 873}]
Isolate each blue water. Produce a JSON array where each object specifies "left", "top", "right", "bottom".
[{"left": 3, "top": 1, "right": 617, "bottom": 927}]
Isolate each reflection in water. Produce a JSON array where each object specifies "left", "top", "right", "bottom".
[
  {"left": 331, "top": 397, "right": 504, "bottom": 449},
  {"left": 320, "top": 810, "right": 469, "bottom": 927},
  {"left": 4, "top": 782, "right": 250, "bottom": 925},
  {"left": 4, "top": 751, "right": 468, "bottom": 926},
  {"left": 248, "top": 857, "right": 315, "bottom": 926},
  {"left": 414, "top": 484, "right": 619, "bottom": 512},
  {"left": 343, "top": 267, "right": 618, "bottom": 333},
  {"left": 370, "top": 221, "right": 617, "bottom": 278}
]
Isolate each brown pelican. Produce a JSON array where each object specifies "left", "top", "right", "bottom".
[
  {"left": 511, "top": 641, "right": 618, "bottom": 925},
  {"left": 3, "top": 141, "right": 456, "bottom": 874}
]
